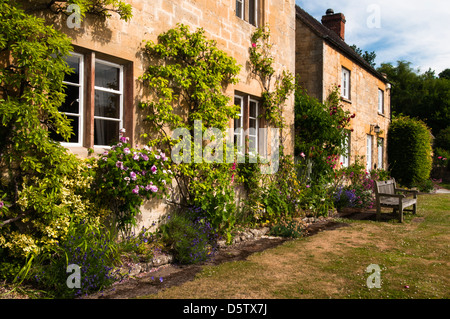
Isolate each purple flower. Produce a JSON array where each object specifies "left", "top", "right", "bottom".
[
  {"left": 148, "top": 185, "right": 158, "bottom": 193},
  {"left": 151, "top": 165, "right": 157, "bottom": 174},
  {"left": 123, "top": 147, "right": 131, "bottom": 155},
  {"left": 130, "top": 171, "right": 137, "bottom": 181},
  {"left": 159, "top": 277, "right": 163, "bottom": 283},
  {"left": 120, "top": 136, "right": 129, "bottom": 143},
  {"left": 0, "top": 201, "right": 4, "bottom": 209},
  {"left": 133, "top": 153, "right": 140, "bottom": 161},
  {"left": 140, "top": 153, "right": 149, "bottom": 161},
  {"left": 132, "top": 186, "right": 139, "bottom": 194}
]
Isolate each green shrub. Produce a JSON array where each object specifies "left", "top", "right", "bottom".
[
  {"left": 269, "top": 219, "right": 305, "bottom": 238},
  {"left": 158, "top": 210, "right": 218, "bottom": 265},
  {"left": 388, "top": 115, "right": 433, "bottom": 187},
  {"left": 14, "top": 219, "right": 120, "bottom": 298}
]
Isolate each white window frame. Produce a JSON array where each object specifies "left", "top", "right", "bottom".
[
  {"left": 378, "top": 138, "right": 384, "bottom": 169},
  {"left": 342, "top": 67, "right": 350, "bottom": 99},
  {"left": 234, "top": 95, "right": 244, "bottom": 153},
  {"left": 366, "top": 135, "right": 373, "bottom": 171},
  {"left": 378, "top": 88, "right": 384, "bottom": 114},
  {"left": 60, "top": 52, "right": 84, "bottom": 147},
  {"left": 93, "top": 58, "right": 124, "bottom": 148},
  {"left": 248, "top": 98, "right": 259, "bottom": 156}
]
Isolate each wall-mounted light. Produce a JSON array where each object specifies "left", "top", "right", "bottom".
[{"left": 371, "top": 124, "right": 381, "bottom": 134}]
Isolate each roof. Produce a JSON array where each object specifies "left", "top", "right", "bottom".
[{"left": 295, "top": 5, "right": 389, "bottom": 83}]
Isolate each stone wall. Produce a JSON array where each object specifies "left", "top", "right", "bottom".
[
  {"left": 295, "top": 15, "right": 391, "bottom": 170},
  {"left": 44, "top": 0, "right": 296, "bottom": 230},
  {"left": 295, "top": 18, "right": 323, "bottom": 101},
  {"left": 322, "top": 43, "right": 391, "bottom": 169}
]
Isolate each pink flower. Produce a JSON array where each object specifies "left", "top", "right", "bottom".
[
  {"left": 149, "top": 185, "right": 158, "bottom": 193},
  {"left": 232, "top": 162, "right": 237, "bottom": 170},
  {"left": 116, "top": 161, "right": 124, "bottom": 170},
  {"left": 438, "top": 156, "right": 442, "bottom": 159},
  {"left": 123, "top": 148, "right": 131, "bottom": 155},
  {"left": 120, "top": 136, "right": 129, "bottom": 143},
  {"left": 132, "top": 186, "right": 139, "bottom": 194},
  {"left": 444, "top": 158, "right": 448, "bottom": 161},
  {"left": 300, "top": 152, "right": 305, "bottom": 158},
  {"left": 119, "top": 128, "right": 126, "bottom": 134},
  {"left": 130, "top": 171, "right": 137, "bottom": 181},
  {"left": 252, "top": 43, "right": 256, "bottom": 48},
  {"left": 160, "top": 152, "right": 167, "bottom": 161},
  {"left": 151, "top": 165, "right": 157, "bottom": 174},
  {"left": 133, "top": 153, "right": 140, "bottom": 161},
  {"left": 140, "top": 153, "right": 149, "bottom": 161},
  {"left": 231, "top": 173, "right": 235, "bottom": 183},
  {"left": 0, "top": 201, "right": 4, "bottom": 209},
  {"left": 306, "top": 185, "right": 310, "bottom": 188}
]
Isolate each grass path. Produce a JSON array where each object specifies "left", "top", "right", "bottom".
[{"left": 143, "top": 194, "right": 449, "bottom": 299}]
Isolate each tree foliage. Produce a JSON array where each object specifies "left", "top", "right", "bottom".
[
  {"left": 377, "top": 61, "right": 450, "bottom": 136},
  {"left": 139, "top": 24, "right": 241, "bottom": 241},
  {"left": 0, "top": 0, "right": 132, "bottom": 260},
  {"left": 350, "top": 44, "right": 377, "bottom": 68},
  {"left": 22, "top": 0, "right": 132, "bottom": 22},
  {"left": 294, "top": 86, "right": 353, "bottom": 182}
]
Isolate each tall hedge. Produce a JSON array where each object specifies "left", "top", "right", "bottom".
[{"left": 388, "top": 115, "right": 433, "bottom": 187}]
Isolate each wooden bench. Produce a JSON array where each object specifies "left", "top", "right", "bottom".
[{"left": 375, "top": 179, "right": 418, "bottom": 222}]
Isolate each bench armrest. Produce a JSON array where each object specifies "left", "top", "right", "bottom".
[{"left": 395, "top": 188, "right": 418, "bottom": 197}]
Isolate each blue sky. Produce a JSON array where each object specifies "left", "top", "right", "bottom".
[{"left": 295, "top": 0, "right": 450, "bottom": 75}]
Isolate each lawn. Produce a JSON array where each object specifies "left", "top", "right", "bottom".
[{"left": 143, "top": 193, "right": 450, "bottom": 299}]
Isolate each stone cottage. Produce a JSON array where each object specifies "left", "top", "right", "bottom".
[
  {"left": 295, "top": 5, "right": 391, "bottom": 171},
  {"left": 31, "top": 0, "right": 296, "bottom": 228}
]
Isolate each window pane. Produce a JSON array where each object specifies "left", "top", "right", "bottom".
[
  {"left": 50, "top": 115, "right": 80, "bottom": 143},
  {"left": 95, "top": 62, "right": 120, "bottom": 90},
  {"left": 65, "top": 55, "right": 80, "bottom": 84},
  {"left": 234, "top": 118, "right": 241, "bottom": 129},
  {"left": 249, "top": 0, "right": 256, "bottom": 26},
  {"left": 59, "top": 85, "right": 80, "bottom": 114},
  {"left": 378, "top": 89, "right": 384, "bottom": 113},
  {"left": 94, "top": 119, "right": 119, "bottom": 146},
  {"left": 249, "top": 118, "right": 257, "bottom": 129},
  {"left": 236, "top": 0, "right": 243, "bottom": 18},
  {"left": 249, "top": 136, "right": 257, "bottom": 153},
  {"left": 95, "top": 90, "right": 120, "bottom": 119},
  {"left": 250, "top": 101, "right": 257, "bottom": 118}
]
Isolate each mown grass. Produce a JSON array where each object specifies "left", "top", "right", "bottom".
[{"left": 143, "top": 194, "right": 449, "bottom": 299}]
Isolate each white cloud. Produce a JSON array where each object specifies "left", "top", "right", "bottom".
[{"left": 295, "top": 0, "right": 450, "bottom": 74}]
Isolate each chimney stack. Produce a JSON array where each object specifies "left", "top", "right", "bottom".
[{"left": 321, "top": 9, "right": 346, "bottom": 40}]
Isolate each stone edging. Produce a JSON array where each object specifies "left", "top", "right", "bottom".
[{"left": 118, "top": 216, "right": 335, "bottom": 277}]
